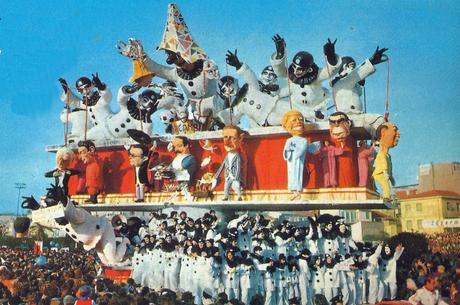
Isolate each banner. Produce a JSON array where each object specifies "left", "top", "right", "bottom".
[
  {"left": 31, "top": 204, "right": 65, "bottom": 223},
  {"left": 422, "top": 218, "right": 460, "bottom": 228}
]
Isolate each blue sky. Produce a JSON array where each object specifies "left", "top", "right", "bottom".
[{"left": 0, "top": 1, "right": 459, "bottom": 213}]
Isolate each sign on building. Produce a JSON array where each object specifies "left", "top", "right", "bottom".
[{"left": 422, "top": 218, "right": 460, "bottom": 228}]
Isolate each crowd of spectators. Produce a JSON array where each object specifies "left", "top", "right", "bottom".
[
  {"left": 0, "top": 231, "right": 459, "bottom": 305},
  {"left": 427, "top": 232, "right": 460, "bottom": 256}
]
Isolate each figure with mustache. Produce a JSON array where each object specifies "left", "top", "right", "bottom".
[
  {"left": 213, "top": 125, "right": 245, "bottom": 201},
  {"left": 372, "top": 122, "right": 401, "bottom": 200},
  {"left": 282, "top": 111, "right": 308, "bottom": 200},
  {"left": 170, "top": 136, "right": 197, "bottom": 200}
]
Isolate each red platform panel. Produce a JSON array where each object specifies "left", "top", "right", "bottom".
[{"left": 66, "top": 132, "right": 360, "bottom": 195}]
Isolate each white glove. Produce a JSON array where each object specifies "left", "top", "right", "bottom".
[{"left": 116, "top": 38, "right": 144, "bottom": 60}]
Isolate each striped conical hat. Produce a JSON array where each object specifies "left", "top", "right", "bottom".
[{"left": 158, "top": 3, "right": 208, "bottom": 63}]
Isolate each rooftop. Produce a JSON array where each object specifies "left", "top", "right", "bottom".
[{"left": 396, "top": 189, "right": 460, "bottom": 200}]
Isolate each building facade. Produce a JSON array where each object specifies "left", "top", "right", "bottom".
[{"left": 398, "top": 190, "right": 460, "bottom": 233}]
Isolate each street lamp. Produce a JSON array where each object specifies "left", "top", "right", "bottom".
[{"left": 14, "top": 183, "right": 26, "bottom": 216}]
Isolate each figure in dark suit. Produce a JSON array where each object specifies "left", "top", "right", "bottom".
[
  {"left": 129, "top": 145, "right": 155, "bottom": 202},
  {"left": 45, "top": 147, "right": 80, "bottom": 197}
]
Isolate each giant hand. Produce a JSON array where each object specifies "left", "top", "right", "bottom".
[
  {"left": 116, "top": 38, "right": 145, "bottom": 60},
  {"left": 272, "top": 34, "right": 285, "bottom": 59},
  {"left": 369, "top": 46, "right": 389, "bottom": 65},
  {"left": 226, "top": 49, "right": 242, "bottom": 70},
  {"left": 323, "top": 38, "right": 338, "bottom": 65}
]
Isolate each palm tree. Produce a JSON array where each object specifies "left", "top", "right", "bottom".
[{"left": 28, "top": 223, "right": 56, "bottom": 241}]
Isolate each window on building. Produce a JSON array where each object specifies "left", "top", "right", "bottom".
[
  {"left": 350, "top": 212, "right": 356, "bottom": 222},
  {"left": 457, "top": 202, "right": 460, "bottom": 211},
  {"left": 406, "top": 205, "right": 411, "bottom": 213},
  {"left": 446, "top": 202, "right": 453, "bottom": 211},
  {"left": 416, "top": 203, "right": 422, "bottom": 212},
  {"left": 407, "top": 220, "right": 413, "bottom": 230},
  {"left": 417, "top": 220, "right": 423, "bottom": 229}
]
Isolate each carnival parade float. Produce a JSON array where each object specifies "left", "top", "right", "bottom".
[{"left": 17, "top": 4, "right": 402, "bottom": 302}]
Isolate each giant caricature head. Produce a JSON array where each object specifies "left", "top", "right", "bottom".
[
  {"left": 289, "top": 52, "right": 319, "bottom": 83},
  {"left": 329, "top": 112, "right": 352, "bottom": 143},
  {"left": 75, "top": 77, "right": 94, "bottom": 97},
  {"left": 138, "top": 90, "right": 160, "bottom": 112},
  {"left": 165, "top": 50, "right": 187, "bottom": 66},
  {"left": 172, "top": 136, "right": 191, "bottom": 155},
  {"left": 77, "top": 140, "right": 96, "bottom": 164},
  {"left": 282, "top": 111, "right": 305, "bottom": 136},
  {"left": 128, "top": 146, "right": 148, "bottom": 167},
  {"left": 223, "top": 125, "right": 244, "bottom": 153},
  {"left": 375, "top": 122, "right": 400, "bottom": 152},
  {"left": 218, "top": 76, "right": 239, "bottom": 99},
  {"left": 338, "top": 56, "right": 356, "bottom": 76},
  {"left": 260, "top": 66, "right": 278, "bottom": 85},
  {"left": 56, "top": 147, "right": 76, "bottom": 171}
]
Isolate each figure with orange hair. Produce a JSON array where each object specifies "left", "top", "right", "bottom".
[{"left": 282, "top": 111, "right": 308, "bottom": 200}]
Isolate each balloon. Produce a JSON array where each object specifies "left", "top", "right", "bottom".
[{"left": 35, "top": 255, "right": 47, "bottom": 267}]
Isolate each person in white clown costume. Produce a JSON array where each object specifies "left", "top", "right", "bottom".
[
  {"left": 84, "top": 82, "right": 159, "bottom": 143},
  {"left": 271, "top": 35, "right": 342, "bottom": 122},
  {"left": 331, "top": 47, "right": 389, "bottom": 138},
  {"left": 118, "top": 4, "right": 223, "bottom": 130},
  {"left": 218, "top": 50, "right": 291, "bottom": 127},
  {"left": 58, "top": 73, "right": 113, "bottom": 143}
]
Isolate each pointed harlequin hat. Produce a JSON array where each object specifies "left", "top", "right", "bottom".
[{"left": 158, "top": 4, "right": 208, "bottom": 63}]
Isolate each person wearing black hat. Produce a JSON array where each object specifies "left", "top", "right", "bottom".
[
  {"left": 323, "top": 254, "right": 340, "bottom": 302},
  {"left": 366, "top": 242, "right": 383, "bottom": 304},
  {"left": 317, "top": 215, "right": 339, "bottom": 256},
  {"left": 271, "top": 34, "right": 342, "bottom": 122},
  {"left": 380, "top": 243, "right": 404, "bottom": 300},
  {"left": 58, "top": 73, "right": 113, "bottom": 143},
  {"left": 263, "top": 258, "right": 277, "bottom": 305},
  {"left": 354, "top": 253, "right": 369, "bottom": 305},
  {"left": 297, "top": 248, "right": 311, "bottom": 305},
  {"left": 287, "top": 255, "right": 300, "bottom": 301},
  {"left": 329, "top": 294, "right": 343, "bottom": 305},
  {"left": 259, "top": 65, "right": 280, "bottom": 97},
  {"left": 179, "top": 239, "right": 194, "bottom": 293},
  {"left": 276, "top": 253, "right": 290, "bottom": 305},
  {"left": 310, "top": 255, "right": 326, "bottom": 298},
  {"left": 336, "top": 221, "right": 358, "bottom": 257},
  {"left": 251, "top": 246, "right": 267, "bottom": 297},
  {"left": 163, "top": 234, "right": 180, "bottom": 291},
  {"left": 222, "top": 249, "right": 241, "bottom": 300},
  {"left": 275, "top": 224, "right": 295, "bottom": 257},
  {"left": 239, "top": 252, "right": 255, "bottom": 305}
]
